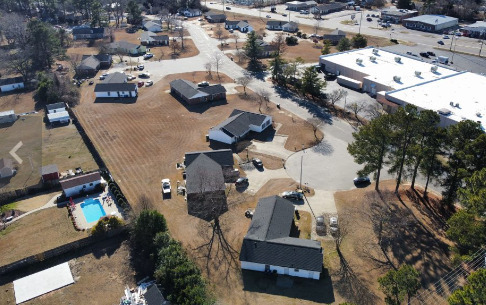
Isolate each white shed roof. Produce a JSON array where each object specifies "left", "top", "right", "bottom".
[
  {"left": 0, "top": 110, "right": 14, "bottom": 117},
  {"left": 386, "top": 72, "right": 486, "bottom": 129},
  {"left": 47, "top": 111, "right": 70, "bottom": 121}
]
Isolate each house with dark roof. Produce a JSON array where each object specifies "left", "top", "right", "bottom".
[
  {"left": 77, "top": 54, "right": 112, "bottom": 76},
  {"left": 225, "top": 20, "right": 253, "bottom": 33},
  {"left": 143, "top": 20, "right": 162, "bottom": 32},
  {"left": 206, "top": 13, "right": 227, "bottom": 23},
  {"left": 46, "top": 102, "right": 69, "bottom": 124},
  {"left": 0, "top": 77, "right": 24, "bottom": 92},
  {"left": 140, "top": 31, "right": 169, "bottom": 46},
  {"left": 60, "top": 172, "right": 103, "bottom": 197},
  {"left": 255, "top": 39, "right": 277, "bottom": 57},
  {"left": 170, "top": 79, "right": 226, "bottom": 104},
  {"left": 310, "top": 2, "right": 347, "bottom": 15},
  {"left": 103, "top": 72, "right": 127, "bottom": 84},
  {"left": 144, "top": 284, "right": 171, "bottom": 305},
  {"left": 107, "top": 41, "right": 147, "bottom": 56},
  {"left": 0, "top": 110, "right": 17, "bottom": 124},
  {"left": 179, "top": 8, "right": 202, "bottom": 17},
  {"left": 240, "top": 196, "right": 323, "bottom": 279},
  {"left": 46, "top": 102, "right": 66, "bottom": 114},
  {"left": 72, "top": 26, "right": 107, "bottom": 40},
  {"left": 323, "top": 28, "right": 346, "bottom": 44},
  {"left": 95, "top": 72, "right": 137, "bottom": 98},
  {"left": 0, "top": 158, "right": 15, "bottom": 178},
  {"left": 41, "top": 164, "right": 59, "bottom": 182},
  {"left": 185, "top": 152, "right": 228, "bottom": 221},
  {"left": 185, "top": 149, "right": 236, "bottom": 182},
  {"left": 209, "top": 109, "right": 272, "bottom": 144}
]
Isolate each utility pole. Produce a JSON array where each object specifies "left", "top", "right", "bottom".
[
  {"left": 299, "top": 144, "right": 305, "bottom": 189},
  {"left": 479, "top": 30, "right": 485, "bottom": 57},
  {"left": 358, "top": 11, "right": 363, "bottom": 35}
]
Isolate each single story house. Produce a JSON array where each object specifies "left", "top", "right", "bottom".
[
  {"left": 323, "top": 29, "right": 346, "bottom": 44},
  {"left": 185, "top": 151, "right": 228, "bottom": 221},
  {"left": 140, "top": 31, "right": 169, "bottom": 46},
  {"left": 240, "top": 196, "right": 323, "bottom": 280},
  {"left": 0, "top": 110, "right": 17, "bottom": 124},
  {"left": 285, "top": 0, "right": 317, "bottom": 11},
  {"left": 107, "top": 41, "right": 146, "bottom": 56},
  {"left": 72, "top": 26, "right": 106, "bottom": 40},
  {"left": 144, "top": 284, "right": 170, "bottom": 305},
  {"left": 283, "top": 21, "right": 299, "bottom": 32},
  {"left": 60, "top": 171, "right": 103, "bottom": 198},
  {"left": 209, "top": 109, "right": 273, "bottom": 144},
  {"left": 94, "top": 83, "right": 138, "bottom": 98},
  {"left": 380, "top": 9, "right": 418, "bottom": 24},
  {"left": 91, "top": 54, "right": 112, "bottom": 68},
  {"left": 179, "top": 8, "right": 202, "bottom": 17},
  {"left": 206, "top": 13, "right": 227, "bottom": 23},
  {"left": 185, "top": 149, "right": 237, "bottom": 182},
  {"left": 0, "top": 77, "right": 24, "bottom": 93},
  {"left": 76, "top": 55, "right": 100, "bottom": 76},
  {"left": 170, "top": 79, "right": 226, "bottom": 104},
  {"left": 103, "top": 72, "right": 127, "bottom": 84},
  {"left": 310, "top": 2, "right": 347, "bottom": 15},
  {"left": 266, "top": 21, "right": 298, "bottom": 32},
  {"left": 143, "top": 20, "right": 162, "bottom": 32},
  {"left": 402, "top": 15, "right": 458, "bottom": 33},
  {"left": 255, "top": 39, "right": 278, "bottom": 57},
  {"left": 0, "top": 158, "right": 15, "bottom": 178},
  {"left": 41, "top": 164, "right": 59, "bottom": 182},
  {"left": 47, "top": 111, "right": 70, "bottom": 124},
  {"left": 46, "top": 102, "right": 66, "bottom": 114},
  {"left": 225, "top": 20, "right": 253, "bottom": 33}
]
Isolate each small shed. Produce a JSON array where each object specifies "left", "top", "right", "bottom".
[
  {"left": 41, "top": 164, "right": 60, "bottom": 182},
  {"left": 0, "top": 110, "right": 17, "bottom": 124},
  {"left": 0, "top": 158, "right": 15, "bottom": 178},
  {"left": 0, "top": 77, "right": 24, "bottom": 93},
  {"left": 47, "top": 111, "right": 70, "bottom": 124}
]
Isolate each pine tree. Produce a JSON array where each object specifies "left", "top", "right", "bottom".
[
  {"left": 300, "top": 66, "right": 325, "bottom": 99},
  {"left": 244, "top": 31, "right": 262, "bottom": 71}
]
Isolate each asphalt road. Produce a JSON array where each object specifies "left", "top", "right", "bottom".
[{"left": 205, "top": 2, "right": 486, "bottom": 56}]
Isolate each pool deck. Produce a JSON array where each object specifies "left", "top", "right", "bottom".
[{"left": 70, "top": 187, "right": 123, "bottom": 230}]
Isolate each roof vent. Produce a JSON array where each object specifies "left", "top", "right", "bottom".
[
  {"left": 370, "top": 56, "right": 376, "bottom": 62},
  {"left": 415, "top": 71, "right": 421, "bottom": 77},
  {"left": 393, "top": 75, "right": 401, "bottom": 82},
  {"left": 372, "top": 48, "right": 379, "bottom": 54},
  {"left": 431, "top": 66, "right": 438, "bottom": 72},
  {"left": 450, "top": 101, "right": 454, "bottom": 106},
  {"left": 455, "top": 103, "right": 460, "bottom": 108},
  {"left": 438, "top": 108, "right": 451, "bottom": 116},
  {"left": 356, "top": 58, "right": 363, "bottom": 64},
  {"left": 394, "top": 56, "right": 401, "bottom": 63},
  {"left": 476, "top": 112, "right": 482, "bottom": 118}
]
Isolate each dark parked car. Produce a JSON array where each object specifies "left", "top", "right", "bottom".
[
  {"left": 235, "top": 177, "right": 249, "bottom": 186},
  {"left": 89, "top": 80, "right": 94, "bottom": 85},
  {"left": 252, "top": 158, "right": 263, "bottom": 168},
  {"left": 324, "top": 73, "right": 337, "bottom": 80},
  {"left": 437, "top": 40, "right": 444, "bottom": 45},
  {"left": 281, "top": 191, "right": 303, "bottom": 200},
  {"left": 419, "top": 52, "right": 429, "bottom": 58},
  {"left": 316, "top": 216, "right": 325, "bottom": 235},
  {"left": 226, "top": 6, "right": 231, "bottom": 9},
  {"left": 427, "top": 51, "right": 436, "bottom": 56},
  {"left": 353, "top": 176, "right": 370, "bottom": 184},
  {"left": 366, "top": 17, "right": 372, "bottom": 22}
]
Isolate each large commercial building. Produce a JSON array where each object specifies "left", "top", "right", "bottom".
[
  {"left": 319, "top": 47, "right": 486, "bottom": 129},
  {"left": 402, "top": 14, "right": 458, "bottom": 33},
  {"left": 380, "top": 9, "right": 418, "bottom": 24}
]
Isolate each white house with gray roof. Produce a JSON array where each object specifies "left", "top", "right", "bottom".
[
  {"left": 143, "top": 20, "right": 162, "bottom": 32},
  {"left": 170, "top": 79, "right": 226, "bottom": 104},
  {"left": 209, "top": 109, "right": 272, "bottom": 144},
  {"left": 94, "top": 72, "right": 137, "bottom": 98},
  {"left": 0, "top": 77, "right": 24, "bottom": 93},
  {"left": 240, "top": 196, "right": 323, "bottom": 279}
]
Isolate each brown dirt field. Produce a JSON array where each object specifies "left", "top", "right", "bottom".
[
  {"left": 295, "top": 210, "right": 312, "bottom": 239},
  {"left": 73, "top": 70, "right": 324, "bottom": 304},
  {"left": 0, "top": 207, "right": 88, "bottom": 266},
  {"left": 113, "top": 28, "right": 142, "bottom": 45},
  {"left": 331, "top": 180, "right": 453, "bottom": 304},
  {"left": 0, "top": 236, "right": 135, "bottom": 305},
  {"left": 282, "top": 40, "right": 322, "bottom": 63},
  {"left": 0, "top": 91, "right": 36, "bottom": 114},
  {"left": 12, "top": 191, "right": 60, "bottom": 213}
]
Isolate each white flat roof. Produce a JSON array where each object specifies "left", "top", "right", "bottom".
[
  {"left": 404, "top": 14, "right": 458, "bottom": 25},
  {"left": 386, "top": 72, "right": 486, "bottom": 128},
  {"left": 0, "top": 110, "right": 15, "bottom": 116},
  {"left": 320, "top": 48, "right": 458, "bottom": 90},
  {"left": 47, "top": 111, "right": 70, "bottom": 120},
  {"left": 14, "top": 262, "right": 74, "bottom": 304}
]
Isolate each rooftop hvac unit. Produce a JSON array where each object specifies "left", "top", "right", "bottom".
[
  {"left": 450, "top": 102, "right": 454, "bottom": 106},
  {"left": 372, "top": 48, "right": 379, "bottom": 54},
  {"left": 438, "top": 108, "right": 451, "bottom": 116},
  {"left": 476, "top": 112, "right": 482, "bottom": 118},
  {"left": 370, "top": 56, "right": 376, "bottom": 61},
  {"left": 356, "top": 58, "right": 363, "bottom": 64},
  {"left": 431, "top": 66, "right": 438, "bottom": 72},
  {"left": 415, "top": 71, "right": 421, "bottom": 77},
  {"left": 455, "top": 103, "right": 460, "bottom": 108},
  {"left": 394, "top": 56, "right": 401, "bottom": 63},
  {"left": 393, "top": 75, "right": 401, "bottom": 82}
]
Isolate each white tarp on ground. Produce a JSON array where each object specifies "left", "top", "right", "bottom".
[{"left": 14, "top": 262, "right": 74, "bottom": 304}]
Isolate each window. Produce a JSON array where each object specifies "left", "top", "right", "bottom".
[
  {"left": 83, "top": 185, "right": 86, "bottom": 188},
  {"left": 89, "top": 183, "right": 93, "bottom": 186},
  {"left": 107, "top": 92, "right": 110, "bottom": 96},
  {"left": 294, "top": 268, "right": 299, "bottom": 272}
]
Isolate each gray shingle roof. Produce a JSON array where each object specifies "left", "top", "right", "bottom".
[
  {"left": 170, "top": 79, "right": 207, "bottom": 99},
  {"left": 60, "top": 172, "right": 101, "bottom": 190},
  {"left": 102, "top": 72, "right": 127, "bottom": 84},
  {"left": 0, "top": 158, "right": 13, "bottom": 170},
  {"left": 314, "top": 2, "right": 346, "bottom": 11},
  {"left": 144, "top": 284, "right": 170, "bottom": 305},
  {"left": 185, "top": 149, "right": 234, "bottom": 167},
  {"left": 225, "top": 20, "right": 240, "bottom": 26},
  {"left": 78, "top": 55, "right": 100, "bottom": 70},
  {"left": 211, "top": 109, "right": 270, "bottom": 138},
  {"left": 330, "top": 29, "right": 346, "bottom": 35},
  {"left": 0, "top": 77, "right": 23, "bottom": 86},
  {"left": 199, "top": 84, "right": 226, "bottom": 95},
  {"left": 72, "top": 26, "right": 105, "bottom": 35},
  {"left": 153, "top": 35, "right": 169, "bottom": 41},
  {"left": 46, "top": 102, "right": 66, "bottom": 111},
  {"left": 240, "top": 196, "right": 323, "bottom": 272},
  {"left": 266, "top": 20, "right": 285, "bottom": 27},
  {"left": 185, "top": 154, "right": 225, "bottom": 194},
  {"left": 41, "top": 164, "right": 59, "bottom": 175},
  {"left": 94, "top": 83, "right": 136, "bottom": 92},
  {"left": 108, "top": 40, "right": 139, "bottom": 50}
]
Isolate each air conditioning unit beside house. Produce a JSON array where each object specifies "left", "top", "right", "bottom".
[
  {"left": 393, "top": 75, "right": 401, "bottom": 82},
  {"left": 415, "top": 71, "right": 421, "bottom": 77},
  {"left": 370, "top": 56, "right": 376, "bottom": 62},
  {"left": 431, "top": 66, "right": 438, "bottom": 72},
  {"left": 394, "top": 56, "right": 401, "bottom": 63},
  {"left": 356, "top": 58, "right": 363, "bottom": 64}
]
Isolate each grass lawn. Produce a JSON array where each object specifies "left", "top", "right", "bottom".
[
  {"left": 0, "top": 91, "right": 36, "bottom": 114},
  {"left": 0, "top": 206, "right": 88, "bottom": 266}
]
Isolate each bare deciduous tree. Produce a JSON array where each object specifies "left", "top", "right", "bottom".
[
  {"left": 306, "top": 117, "right": 322, "bottom": 142},
  {"left": 177, "top": 22, "right": 185, "bottom": 49},
  {"left": 328, "top": 89, "right": 347, "bottom": 108},
  {"left": 170, "top": 40, "right": 180, "bottom": 55},
  {"left": 365, "top": 102, "right": 384, "bottom": 119},
  {"left": 0, "top": 12, "right": 28, "bottom": 47},
  {"left": 256, "top": 88, "right": 270, "bottom": 113},
  {"left": 205, "top": 61, "right": 213, "bottom": 78},
  {"left": 138, "top": 194, "right": 154, "bottom": 211},
  {"left": 346, "top": 101, "right": 366, "bottom": 124},
  {"left": 212, "top": 52, "right": 224, "bottom": 78},
  {"left": 214, "top": 24, "right": 224, "bottom": 42},
  {"left": 236, "top": 49, "right": 247, "bottom": 63},
  {"left": 232, "top": 33, "right": 239, "bottom": 49},
  {"left": 270, "top": 32, "right": 287, "bottom": 56},
  {"left": 235, "top": 72, "right": 253, "bottom": 96}
]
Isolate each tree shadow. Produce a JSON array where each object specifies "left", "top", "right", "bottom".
[{"left": 310, "top": 139, "right": 334, "bottom": 156}]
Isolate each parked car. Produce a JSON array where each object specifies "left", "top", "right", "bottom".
[
  {"left": 143, "top": 53, "right": 153, "bottom": 60},
  {"left": 353, "top": 176, "right": 370, "bottom": 184},
  {"left": 281, "top": 191, "right": 303, "bottom": 200},
  {"left": 419, "top": 52, "right": 429, "bottom": 57},
  {"left": 443, "top": 35, "right": 449, "bottom": 39},
  {"left": 139, "top": 72, "right": 150, "bottom": 78},
  {"left": 406, "top": 51, "right": 412, "bottom": 55},
  {"left": 314, "top": 65, "right": 322, "bottom": 72},
  {"left": 89, "top": 80, "right": 94, "bottom": 85},
  {"left": 235, "top": 177, "right": 249, "bottom": 187},
  {"left": 329, "top": 216, "right": 338, "bottom": 233},
  {"left": 282, "top": 13, "right": 287, "bottom": 16},
  {"left": 137, "top": 64, "right": 144, "bottom": 70},
  {"left": 137, "top": 81, "right": 144, "bottom": 87},
  {"left": 366, "top": 17, "right": 372, "bottom": 22},
  {"left": 229, "top": 29, "right": 234, "bottom": 33},
  {"left": 316, "top": 216, "right": 325, "bottom": 235},
  {"left": 161, "top": 178, "right": 171, "bottom": 194},
  {"left": 197, "top": 81, "right": 209, "bottom": 87},
  {"left": 99, "top": 75, "right": 105, "bottom": 80},
  {"left": 127, "top": 75, "right": 136, "bottom": 80},
  {"left": 226, "top": 6, "right": 231, "bottom": 9},
  {"left": 266, "top": 15, "right": 271, "bottom": 18},
  {"left": 324, "top": 72, "right": 337, "bottom": 80},
  {"left": 145, "top": 80, "right": 153, "bottom": 86},
  {"left": 427, "top": 51, "right": 436, "bottom": 56},
  {"left": 437, "top": 40, "right": 444, "bottom": 45},
  {"left": 252, "top": 158, "right": 263, "bottom": 168}
]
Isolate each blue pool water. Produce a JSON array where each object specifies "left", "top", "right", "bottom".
[{"left": 81, "top": 198, "right": 106, "bottom": 223}]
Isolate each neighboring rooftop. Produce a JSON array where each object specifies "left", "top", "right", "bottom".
[
  {"left": 240, "top": 196, "right": 323, "bottom": 272},
  {"left": 185, "top": 153, "right": 225, "bottom": 194},
  {"left": 385, "top": 71, "right": 486, "bottom": 129},
  {"left": 103, "top": 72, "right": 127, "bottom": 84},
  {"left": 78, "top": 55, "right": 100, "bottom": 70},
  {"left": 59, "top": 172, "right": 101, "bottom": 189},
  {"left": 185, "top": 149, "right": 234, "bottom": 168},
  {"left": 0, "top": 110, "right": 15, "bottom": 116},
  {"left": 94, "top": 83, "right": 136, "bottom": 92},
  {"left": 0, "top": 77, "right": 23, "bottom": 86},
  {"left": 41, "top": 164, "right": 59, "bottom": 175},
  {"left": 211, "top": 109, "right": 270, "bottom": 138},
  {"left": 403, "top": 14, "right": 458, "bottom": 25},
  {"left": 0, "top": 158, "right": 14, "bottom": 170},
  {"left": 46, "top": 102, "right": 66, "bottom": 111},
  {"left": 381, "top": 9, "right": 418, "bottom": 16}
]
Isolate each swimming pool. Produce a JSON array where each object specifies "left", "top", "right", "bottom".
[{"left": 80, "top": 198, "right": 106, "bottom": 223}]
